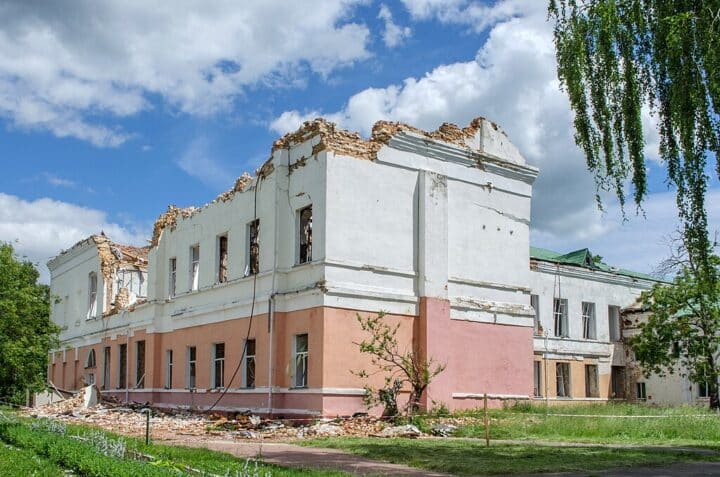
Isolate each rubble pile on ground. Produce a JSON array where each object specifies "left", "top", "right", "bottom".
[{"left": 25, "top": 390, "right": 467, "bottom": 441}]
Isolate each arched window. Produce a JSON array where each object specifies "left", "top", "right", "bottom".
[{"left": 85, "top": 349, "right": 96, "bottom": 369}]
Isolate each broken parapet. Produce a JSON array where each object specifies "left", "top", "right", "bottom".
[
  {"left": 150, "top": 205, "right": 197, "bottom": 248},
  {"left": 92, "top": 235, "right": 149, "bottom": 280}
]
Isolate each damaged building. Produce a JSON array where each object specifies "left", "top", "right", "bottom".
[{"left": 47, "top": 117, "right": 660, "bottom": 416}]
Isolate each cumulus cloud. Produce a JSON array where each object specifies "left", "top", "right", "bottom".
[
  {"left": 0, "top": 0, "right": 370, "bottom": 146},
  {"left": 269, "top": 0, "right": 697, "bottom": 271},
  {"left": 0, "top": 193, "right": 149, "bottom": 283},
  {"left": 378, "top": 4, "right": 412, "bottom": 48},
  {"left": 400, "top": 0, "right": 528, "bottom": 32}
]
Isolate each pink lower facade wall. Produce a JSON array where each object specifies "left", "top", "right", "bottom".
[{"left": 49, "top": 302, "right": 533, "bottom": 416}]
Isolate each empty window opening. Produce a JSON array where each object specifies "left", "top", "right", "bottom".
[
  {"left": 85, "top": 349, "right": 96, "bottom": 369},
  {"left": 243, "top": 339, "right": 256, "bottom": 388},
  {"left": 247, "top": 219, "right": 260, "bottom": 276},
  {"left": 165, "top": 349, "right": 173, "bottom": 389},
  {"left": 102, "top": 347, "right": 111, "bottom": 390},
  {"left": 530, "top": 294, "right": 541, "bottom": 335},
  {"left": 212, "top": 343, "right": 225, "bottom": 389},
  {"left": 553, "top": 298, "right": 568, "bottom": 337},
  {"left": 556, "top": 362, "right": 571, "bottom": 398},
  {"left": 187, "top": 346, "right": 197, "bottom": 389},
  {"left": 190, "top": 245, "right": 200, "bottom": 291},
  {"left": 118, "top": 343, "right": 127, "bottom": 389},
  {"left": 585, "top": 364, "right": 599, "bottom": 397},
  {"left": 582, "top": 302, "right": 596, "bottom": 340},
  {"left": 636, "top": 382, "right": 647, "bottom": 400},
  {"left": 217, "top": 235, "right": 228, "bottom": 283},
  {"left": 169, "top": 258, "right": 177, "bottom": 298},
  {"left": 298, "top": 205, "right": 312, "bottom": 264},
  {"left": 609, "top": 305, "right": 621, "bottom": 341},
  {"left": 533, "top": 361, "right": 542, "bottom": 397},
  {"left": 698, "top": 379, "right": 710, "bottom": 398},
  {"left": 293, "top": 334, "right": 308, "bottom": 388},
  {"left": 135, "top": 340, "right": 146, "bottom": 388},
  {"left": 87, "top": 272, "right": 98, "bottom": 319},
  {"left": 611, "top": 366, "right": 626, "bottom": 398}
]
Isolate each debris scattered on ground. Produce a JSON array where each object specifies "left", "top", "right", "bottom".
[{"left": 23, "top": 391, "right": 477, "bottom": 442}]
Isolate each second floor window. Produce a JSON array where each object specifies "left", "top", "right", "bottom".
[
  {"left": 530, "top": 294, "right": 540, "bottom": 335},
  {"left": 247, "top": 219, "right": 259, "bottom": 276},
  {"left": 87, "top": 272, "right": 97, "bottom": 319},
  {"left": 169, "top": 258, "right": 177, "bottom": 297},
  {"left": 608, "top": 305, "right": 621, "bottom": 341},
  {"left": 553, "top": 298, "right": 568, "bottom": 337},
  {"left": 217, "top": 235, "right": 228, "bottom": 283},
  {"left": 582, "top": 302, "right": 596, "bottom": 340},
  {"left": 190, "top": 245, "right": 200, "bottom": 291},
  {"left": 298, "top": 205, "right": 312, "bottom": 264}
]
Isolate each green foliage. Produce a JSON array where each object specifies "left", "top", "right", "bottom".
[
  {"left": 631, "top": 254, "right": 720, "bottom": 408},
  {"left": 0, "top": 243, "right": 58, "bottom": 404},
  {"left": 548, "top": 1, "right": 720, "bottom": 280},
  {"left": 0, "top": 441, "right": 63, "bottom": 476},
  {"left": 351, "top": 312, "right": 445, "bottom": 416}
]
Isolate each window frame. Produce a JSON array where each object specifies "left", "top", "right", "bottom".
[
  {"left": 168, "top": 257, "right": 177, "bottom": 298},
  {"left": 608, "top": 305, "right": 621, "bottom": 341},
  {"left": 553, "top": 298, "right": 569, "bottom": 338},
  {"left": 293, "top": 333, "right": 309, "bottom": 388},
  {"left": 556, "top": 362, "right": 571, "bottom": 398},
  {"left": 584, "top": 364, "right": 599, "bottom": 397},
  {"left": 212, "top": 342, "right": 225, "bottom": 389},
  {"left": 533, "top": 360, "right": 542, "bottom": 397},
  {"left": 102, "top": 346, "right": 111, "bottom": 390},
  {"left": 118, "top": 343, "right": 127, "bottom": 389},
  {"left": 189, "top": 245, "right": 200, "bottom": 291},
  {"left": 636, "top": 382, "right": 647, "bottom": 400},
  {"left": 246, "top": 219, "right": 260, "bottom": 276},
  {"left": 582, "top": 302, "right": 597, "bottom": 340},
  {"left": 87, "top": 272, "right": 98, "bottom": 320},
  {"left": 530, "top": 294, "right": 540, "bottom": 335},
  {"left": 135, "top": 340, "right": 146, "bottom": 388},
  {"left": 186, "top": 346, "right": 197, "bottom": 389},
  {"left": 217, "top": 234, "right": 229, "bottom": 284},
  {"left": 297, "top": 205, "right": 313, "bottom": 265},
  {"left": 242, "top": 339, "right": 256, "bottom": 389},
  {"left": 165, "top": 349, "right": 173, "bottom": 389}
]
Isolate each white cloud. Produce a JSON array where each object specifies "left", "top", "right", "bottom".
[
  {"left": 43, "top": 173, "right": 76, "bottom": 188},
  {"left": 0, "top": 0, "right": 370, "bottom": 146},
  {"left": 0, "top": 193, "right": 148, "bottom": 283},
  {"left": 400, "top": 0, "right": 532, "bottom": 32},
  {"left": 176, "top": 137, "right": 230, "bottom": 190},
  {"left": 378, "top": 4, "right": 412, "bottom": 48}
]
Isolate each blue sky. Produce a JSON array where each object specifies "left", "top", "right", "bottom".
[{"left": 0, "top": 0, "right": 717, "bottom": 282}]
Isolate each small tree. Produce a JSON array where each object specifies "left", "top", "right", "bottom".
[
  {"left": 0, "top": 243, "right": 59, "bottom": 404},
  {"left": 352, "top": 312, "right": 445, "bottom": 416},
  {"left": 631, "top": 251, "right": 720, "bottom": 409}
]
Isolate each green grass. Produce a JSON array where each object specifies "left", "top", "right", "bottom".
[
  {"left": 450, "top": 403, "right": 720, "bottom": 446},
  {"left": 0, "top": 442, "right": 64, "bottom": 476},
  {"left": 301, "top": 437, "right": 719, "bottom": 476},
  {"left": 0, "top": 414, "right": 346, "bottom": 476}
]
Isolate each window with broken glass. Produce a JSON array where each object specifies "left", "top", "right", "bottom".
[
  {"left": 85, "top": 348, "right": 96, "bottom": 369},
  {"left": 135, "top": 340, "right": 145, "bottom": 388},
  {"left": 243, "top": 339, "right": 256, "bottom": 388},
  {"left": 611, "top": 365, "right": 626, "bottom": 398},
  {"left": 165, "top": 349, "right": 173, "bottom": 389},
  {"left": 582, "top": 302, "right": 596, "bottom": 340},
  {"left": 118, "top": 343, "right": 127, "bottom": 389},
  {"left": 189, "top": 245, "right": 200, "bottom": 291},
  {"left": 556, "top": 362, "right": 571, "bottom": 397},
  {"left": 608, "top": 305, "right": 621, "bottom": 341},
  {"left": 533, "top": 361, "right": 542, "bottom": 397},
  {"left": 212, "top": 343, "right": 225, "bottom": 389},
  {"left": 553, "top": 298, "right": 568, "bottom": 337},
  {"left": 636, "top": 382, "right": 647, "bottom": 400},
  {"left": 102, "top": 347, "right": 111, "bottom": 390},
  {"left": 585, "top": 364, "right": 599, "bottom": 397},
  {"left": 217, "top": 235, "right": 228, "bottom": 283},
  {"left": 168, "top": 257, "right": 177, "bottom": 297},
  {"left": 531, "top": 294, "right": 541, "bottom": 335},
  {"left": 298, "top": 205, "right": 312, "bottom": 264},
  {"left": 247, "top": 219, "right": 259, "bottom": 276},
  {"left": 87, "top": 272, "right": 97, "bottom": 319},
  {"left": 293, "top": 334, "right": 308, "bottom": 388}
]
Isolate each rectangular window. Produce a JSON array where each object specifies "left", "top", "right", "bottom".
[
  {"left": 165, "top": 350, "right": 173, "bottom": 389},
  {"left": 609, "top": 305, "right": 621, "bottom": 341},
  {"left": 190, "top": 245, "right": 200, "bottom": 291},
  {"left": 553, "top": 298, "right": 568, "bottom": 337},
  {"left": 135, "top": 340, "right": 145, "bottom": 388},
  {"left": 556, "top": 362, "right": 571, "bottom": 398},
  {"left": 293, "top": 334, "right": 309, "bottom": 388},
  {"left": 582, "top": 302, "right": 596, "bottom": 340},
  {"left": 87, "top": 272, "right": 98, "bottom": 319},
  {"left": 217, "top": 235, "right": 228, "bottom": 283},
  {"left": 530, "top": 294, "right": 540, "bottom": 335},
  {"left": 298, "top": 205, "right": 312, "bottom": 264},
  {"left": 169, "top": 258, "right": 177, "bottom": 297},
  {"left": 533, "top": 361, "right": 542, "bottom": 397},
  {"left": 243, "top": 339, "right": 256, "bottom": 388},
  {"left": 585, "top": 364, "right": 599, "bottom": 397},
  {"left": 611, "top": 365, "right": 626, "bottom": 398},
  {"left": 118, "top": 343, "right": 127, "bottom": 389},
  {"left": 102, "top": 347, "right": 111, "bottom": 390},
  {"left": 187, "top": 346, "right": 197, "bottom": 389},
  {"left": 636, "top": 382, "right": 647, "bottom": 400},
  {"left": 212, "top": 343, "right": 225, "bottom": 389},
  {"left": 247, "top": 219, "right": 259, "bottom": 275},
  {"left": 698, "top": 380, "right": 710, "bottom": 398}
]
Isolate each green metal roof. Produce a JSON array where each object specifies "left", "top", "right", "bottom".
[{"left": 530, "top": 246, "right": 659, "bottom": 282}]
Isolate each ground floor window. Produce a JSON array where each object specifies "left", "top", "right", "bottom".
[
  {"left": 611, "top": 366, "right": 626, "bottom": 398},
  {"left": 293, "top": 334, "right": 308, "bottom": 388},
  {"left": 556, "top": 362, "right": 571, "bottom": 398},
  {"left": 585, "top": 364, "right": 599, "bottom": 398},
  {"left": 118, "top": 343, "right": 127, "bottom": 389},
  {"left": 698, "top": 380, "right": 711, "bottom": 398},
  {"left": 165, "top": 350, "right": 173, "bottom": 389},
  {"left": 212, "top": 343, "right": 225, "bottom": 389},
  {"left": 187, "top": 346, "right": 197, "bottom": 389},
  {"left": 135, "top": 340, "right": 146, "bottom": 388},
  {"left": 533, "top": 361, "right": 542, "bottom": 397},
  {"left": 636, "top": 382, "right": 647, "bottom": 400},
  {"left": 243, "top": 339, "right": 256, "bottom": 388}
]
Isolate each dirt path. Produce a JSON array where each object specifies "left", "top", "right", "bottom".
[{"left": 162, "top": 438, "right": 451, "bottom": 476}]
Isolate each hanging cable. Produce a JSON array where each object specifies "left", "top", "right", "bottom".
[{"left": 205, "top": 173, "right": 262, "bottom": 413}]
